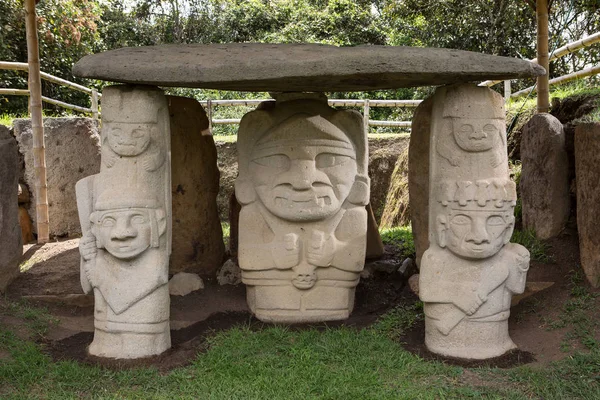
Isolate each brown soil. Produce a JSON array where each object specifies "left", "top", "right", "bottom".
[{"left": 3, "top": 219, "right": 599, "bottom": 371}]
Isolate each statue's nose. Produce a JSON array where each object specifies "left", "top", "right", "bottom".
[
  {"left": 466, "top": 218, "right": 490, "bottom": 244},
  {"left": 111, "top": 219, "right": 137, "bottom": 240},
  {"left": 289, "top": 160, "right": 316, "bottom": 190}
]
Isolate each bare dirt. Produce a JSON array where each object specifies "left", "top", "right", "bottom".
[{"left": 3, "top": 219, "right": 599, "bottom": 371}]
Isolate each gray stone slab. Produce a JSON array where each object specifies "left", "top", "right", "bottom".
[{"left": 73, "top": 43, "right": 544, "bottom": 92}]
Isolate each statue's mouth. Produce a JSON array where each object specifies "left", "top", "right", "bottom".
[{"left": 274, "top": 195, "right": 332, "bottom": 208}]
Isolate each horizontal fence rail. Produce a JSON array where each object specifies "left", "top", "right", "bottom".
[
  {"left": 478, "top": 31, "right": 600, "bottom": 98},
  {"left": 0, "top": 61, "right": 100, "bottom": 117},
  {"left": 200, "top": 98, "right": 421, "bottom": 129}
]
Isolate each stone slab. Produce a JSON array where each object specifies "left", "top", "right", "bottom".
[
  {"left": 73, "top": 43, "right": 544, "bottom": 92},
  {"left": 575, "top": 123, "right": 600, "bottom": 287},
  {"left": 168, "top": 96, "right": 225, "bottom": 276},
  {"left": 520, "top": 113, "right": 569, "bottom": 239},
  {"left": 0, "top": 125, "right": 22, "bottom": 292},
  {"left": 14, "top": 118, "right": 101, "bottom": 237}
]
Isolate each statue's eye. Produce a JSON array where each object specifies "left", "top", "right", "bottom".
[
  {"left": 131, "top": 129, "right": 146, "bottom": 138},
  {"left": 101, "top": 217, "right": 115, "bottom": 227},
  {"left": 252, "top": 154, "right": 290, "bottom": 169},
  {"left": 131, "top": 215, "right": 147, "bottom": 225},
  {"left": 451, "top": 215, "right": 471, "bottom": 225},
  {"left": 487, "top": 215, "right": 505, "bottom": 226},
  {"left": 483, "top": 124, "right": 498, "bottom": 133},
  {"left": 316, "top": 153, "right": 351, "bottom": 168},
  {"left": 109, "top": 128, "right": 122, "bottom": 137},
  {"left": 459, "top": 125, "right": 474, "bottom": 134}
]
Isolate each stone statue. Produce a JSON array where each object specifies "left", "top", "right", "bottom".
[
  {"left": 76, "top": 85, "right": 172, "bottom": 358},
  {"left": 235, "top": 93, "right": 369, "bottom": 323},
  {"left": 417, "top": 84, "right": 529, "bottom": 359}
]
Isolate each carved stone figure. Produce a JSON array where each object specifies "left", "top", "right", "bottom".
[
  {"left": 235, "top": 93, "right": 369, "bottom": 323},
  {"left": 76, "top": 85, "right": 171, "bottom": 358},
  {"left": 416, "top": 84, "right": 529, "bottom": 359}
]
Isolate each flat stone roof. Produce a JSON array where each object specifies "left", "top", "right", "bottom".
[{"left": 73, "top": 43, "right": 544, "bottom": 92}]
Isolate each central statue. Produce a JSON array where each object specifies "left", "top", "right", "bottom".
[{"left": 235, "top": 93, "right": 370, "bottom": 323}]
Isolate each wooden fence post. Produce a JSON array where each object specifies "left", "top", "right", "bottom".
[
  {"left": 25, "top": 0, "right": 50, "bottom": 243},
  {"left": 537, "top": 0, "right": 550, "bottom": 113},
  {"left": 504, "top": 80, "right": 512, "bottom": 101},
  {"left": 363, "top": 99, "right": 370, "bottom": 135},
  {"left": 207, "top": 99, "right": 213, "bottom": 134},
  {"left": 91, "top": 89, "right": 98, "bottom": 120}
]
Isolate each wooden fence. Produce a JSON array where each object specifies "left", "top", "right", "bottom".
[{"left": 0, "top": 61, "right": 100, "bottom": 118}]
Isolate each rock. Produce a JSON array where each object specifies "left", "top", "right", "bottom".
[
  {"left": 215, "top": 141, "right": 238, "bottom": 222},
  {"left": 520, "top": 113, "right": 569, "bottom": 239},
  {"left": 0, "top": 125, "right": 22, "bottom": 292},
  {"left": 19, "top": 206, "right": 34, "bottom": 244},
  {"left": 575, "top": 123, "right": 600, "bottom": 287},
  {"left": 398, "top": 258, "right": 416, "bottom": 278},
  {"left": 73, "top": 43, "right": 544, "bottom": 92},
  {"left": 368, "top": 136, "right": 409, "bottom": 222},
  {"left": 380, "top": 147, "right": 411, "bottom": 229},
  {"left": 408, "top": 96, "right": 434, "bottom": 267},
  {"left": 14, "top": 118, "right": 101, "bottom": 237},
  {"left": 17, "top": 183, "right": 30, "bottom": 204},
  {"left": 408, "top": 274, "right": 420, "bottom": 295},
  {"left": 217, "top": 259, "right": 242, "bottom": 286},
  {"left": 169, "top": 272, "right": 205, "bottom": 296},
  {"left": 168, "top": 96, "right": 225, "bottom": 276},
  {"left": 365, "top": 204, "right": 384, "bottom": 259}
]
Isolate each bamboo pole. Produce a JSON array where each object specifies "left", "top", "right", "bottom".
[
  {"left": 25, "top": 0, "right": 50, "bottom": 243},
  {"left": 512, "top": 64, "right": 600, "bottom": 97},
  {"left": 537, "top": 0, "right": 550, "bottom": 113}
]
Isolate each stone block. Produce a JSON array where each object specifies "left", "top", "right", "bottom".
[
  {"left": 0, "top": 125, "right": 22, "bottom": 292},
  {"left": 168, "top": 96, "right": 225, "bottom": 276},
  {"left": 14, "top": 118, "right": 101, "bottom": 237},
  {"left": 575, "top": 123, "right": 600, "bottom": 287},
  {"left": 236, "top": 93, "right": 369, "bottom": 323},
  {"left": 520, "top": 113, "right": 569, "bottom": 239}
]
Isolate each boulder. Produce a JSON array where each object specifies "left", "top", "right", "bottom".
[
  {"left": 520, "top": 113, "right": 569, "bottom": 239},
  {"left": 0, "top": 125, "right": 22, "bottom": 292},
  {"left": 168, "top": 96, "right": 225, "bottom": 276},
  {"left": 14, "top": 118, "right": 101, "bottom": 237},
  {"left": 575, "top": 123, "right": 600, "bottom": 287},
  {"left": 168, "top": 272, "right": 204, "bottom": 296},
  {"left": 217, "top": 259, "right": 242, "bottom": 286},
  {"left": 380, "top": 147, "right": 411, "bottom": 229}
]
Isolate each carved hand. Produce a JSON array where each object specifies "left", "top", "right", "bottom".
[
  {"left": 79, "top": 233, "right": 97, "bottom": 262},
  {"left": 455, "top": 292, "right": 485, "bottom": 316},
  {"left": 307, "top": 230, "right": 335, "bottom": 267},
  {"left": 103, "top": 150, "right": 118, "bottom": 168},
  {"left": 272, "top": 233, "right": 301, "bottom": 269}
]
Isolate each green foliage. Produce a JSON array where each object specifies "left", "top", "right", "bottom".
[
  {"left": 379, "top": 225, "right": 415, "bottom": 259},
  {"left": 510, "top": 229, "right": 549, "bottom": 263}
]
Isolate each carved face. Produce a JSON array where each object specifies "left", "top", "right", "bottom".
[
  {"left": 105, "top": 122, "right": 153, "bottom": 156},
  {"left": 93, "top": 208, "right": 153, "bottom": 259},
  {"left": 249, "top": 143, "right": 357, "bottom": 221},
  {"left": 452, "top": 118, "right": 503, "bottom": 152},
  {"left": 439, "top": 209, "right": 514, "bottom": 259}
]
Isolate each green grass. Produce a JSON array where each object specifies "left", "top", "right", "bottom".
[
  {"left": 510, "top": 229, "right": 550, "bottom": 262},
  {"left": 1, "top": 299, "right": 599, "bottom": 399},
  {"left": 221, "top": 221, "right": 230, "bottom": 248},
  {"left": 379, "top": 225, "right": 415, "bottom": 259},
  {"left": 0, "top": 113, "right": 18, "bottom": 127}
]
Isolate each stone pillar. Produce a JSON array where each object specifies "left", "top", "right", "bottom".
[
  {"left": 520, "top": 113, "right": 569, "bottom": 239},
  {"left": 413, "top": 84, "right": 529, "bottom": 359},
  {"left": 0, "top": 125, "right": 22, "bottom": 292},
  {"left": 76, "top": 85, "right": 171, "bottom": 358},
  {"left": 235, "top": 93, "right": 369, "bottom": 323},
  {"left": 575, "top": 123, "right": 600, "bottom": 288}
]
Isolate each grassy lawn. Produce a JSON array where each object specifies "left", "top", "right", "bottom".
[{"left": 1, "top": 297, "right": 599, "bottom": 399}]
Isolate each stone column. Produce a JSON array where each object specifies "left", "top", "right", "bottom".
[
  {"left": 235, "top": 93, "right": 369, "bottom": 323},
  {"left": 575, "top": 123, "right": 600, "bottom": 288},
  {"left": 0, "top": 125, "right": 22, "bottom": 292},
  {"left": 520, "top": 113, "right": 569, "bottom": 239},
  {"left": 76, "top": 85, "right": 171, "bottom": 359},
  {"left": 412, "top": 84, "right": 529, "bottom": 359}
]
